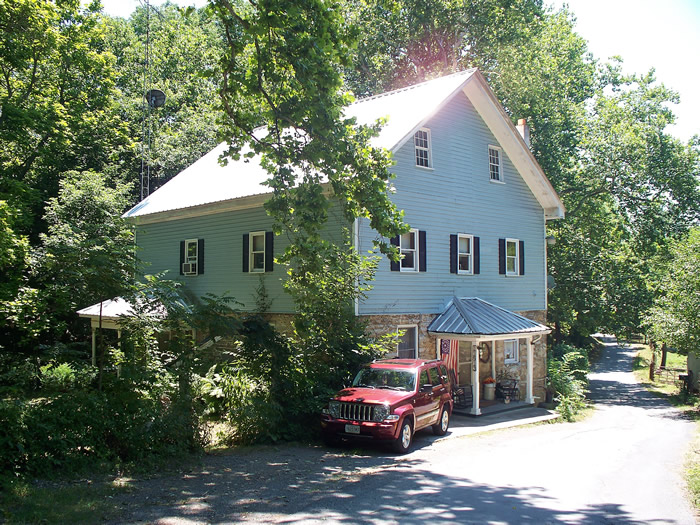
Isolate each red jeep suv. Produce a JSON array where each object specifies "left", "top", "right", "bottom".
[{"left": 320, "top": 359, "right": 453, "bottom": 453}]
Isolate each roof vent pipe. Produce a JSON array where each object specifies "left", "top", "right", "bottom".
[{"left": 516, "top": 118, "right": 530, "bottom": 148}]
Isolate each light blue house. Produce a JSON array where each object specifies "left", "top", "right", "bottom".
[{"left": 119, "top": 69, "right": 565, "bottom": 414}]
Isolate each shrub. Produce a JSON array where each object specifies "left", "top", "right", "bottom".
[
  {"left": 0, "top": 400, "right": 29, "bottom": 477},
  {"left": 548, "top": 346, "right": 589, "bottom": 421}
]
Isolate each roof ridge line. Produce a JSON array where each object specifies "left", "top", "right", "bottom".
[
  {"left": 350, "top": 68, "right": 477, "bottom": 106},
  {"left": 451, "top": 295, "right": 478, "bottom": 334}
]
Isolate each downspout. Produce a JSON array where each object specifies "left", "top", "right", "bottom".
[{"left": 354, "top": 218, "right": 360, "bottom": 317}]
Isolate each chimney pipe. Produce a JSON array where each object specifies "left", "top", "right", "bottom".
[{"left": 516, "top": 118, "right": 530, "bottom": 148}]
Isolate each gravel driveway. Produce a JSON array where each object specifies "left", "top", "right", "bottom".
[{"left": 111, "top": 342, "right": 697, "bottom": 524}]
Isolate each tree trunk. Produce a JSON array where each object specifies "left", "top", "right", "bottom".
[
  {"left": 660, "top": 342, "right": 668, "bottom": 369},
  {"left": 649, "top": 341, "right": 656, "bottom": 381}
]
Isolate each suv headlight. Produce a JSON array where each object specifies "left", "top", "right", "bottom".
[
  {"left": 373, "top": 403, "right": 391, "bottom": 422},
  {"left": 328, "top": 400, "right": 340, "bottom": 418}
]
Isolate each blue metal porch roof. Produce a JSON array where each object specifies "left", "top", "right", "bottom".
[{"left": 427, "top": 297, "right": 550, "bottom": 336}]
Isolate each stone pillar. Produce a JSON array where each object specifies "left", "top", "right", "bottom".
[{"left": 471, "top": 341, "right": 481, "bottom": 415}]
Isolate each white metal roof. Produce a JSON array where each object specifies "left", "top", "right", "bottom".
[
  {"left": 124, "top": 69, "right": 564, "bottom": 222},
  {"left": 77, "top": 297, "right": 136, "bottom": 320}
]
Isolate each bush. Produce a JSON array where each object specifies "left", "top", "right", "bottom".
[
  {"left": 548, "top": 345, "right": 589, "bottom": 421},
  {"left": 0, "top": 387, "right": 206, "bottom": 478},
  {"left": 0, "top": 400, "right": 29, "bottom": 477},
  {"left": 40, "top": 363, "right": 96, "bottom": 392}
]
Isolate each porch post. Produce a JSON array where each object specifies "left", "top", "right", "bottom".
[
  {"left": 526, "top": 337, "right": 535, "bottom": 404},
  {"left": 436, "top": 338, "right": 441, "bottom": 360},
  {"left": 91, "top": 327, "right": 96, "bottom": 366},
  {"left": 491, "top": 339, "right": 496, "bottom": 379},
  {"left": 117, "top": 329, "right": 122, "bottom": 378},
  {"left": 471, "top": 341, "right": 481, "bottom": 415}
]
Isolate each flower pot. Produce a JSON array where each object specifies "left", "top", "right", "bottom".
[{"left": 483, "top": 382, "right": 495, "bottom": 401}]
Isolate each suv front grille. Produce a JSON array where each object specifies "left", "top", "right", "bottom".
[{"left": 338, "top": 402, "right": 375, "bottom": 422}]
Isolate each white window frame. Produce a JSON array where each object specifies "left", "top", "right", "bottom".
[
  {"left": 400, "top": 229, "right": 419, "bottom": 272},
  {"left": 505, "top": 238, "right": 519, "bottom": 276},
  {"left": 183, "top": 238, "right": 199, "bottom": 276},
  {"left": 457, "top": 234, "right": 473, "bottom": 275},
  {"left": 397, "top": 325, "right": 418, "bottom": 359},
  {"left": 414, "top": 128, "right": 432, "bottom": 169},
  {"left": 504, "top": 339, "right": 519, "bottom": 363},
  {"left": 249, "top": 231, "right": 266, "bottom": 273},
  {"left": 488, "top": 145, "right": 503, "bottom": 182}
]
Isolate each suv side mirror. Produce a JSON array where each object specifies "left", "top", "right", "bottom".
[{"left": 421, "top": 383, "right": 433, "bottom": 392}]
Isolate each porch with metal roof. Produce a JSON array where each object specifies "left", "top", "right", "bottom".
[{"left": 429, "top": 297, "right": 551, "bottom": 416}]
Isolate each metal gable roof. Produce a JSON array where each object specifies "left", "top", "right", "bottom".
[
  {"left": 427, "top": 297, "right": 551, "bottom": 337},
  {"left": 123, "top": 69, "right": 564, "bottom": 222}
]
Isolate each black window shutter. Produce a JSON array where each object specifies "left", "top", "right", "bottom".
[
  {"left": 390, "top": 235, "right": 400, "bottom": 271},
  {"left": 519, "top": 240, "right": 525, "bottom": 275},
  {"left": 419, "top": 230, "right": 427, "bottom": 272},
  {"left": 180, "top": 240, "right": 185, "bottom": 275},
  {"left": 265, "top": 231, "right": 274, "bottom": 272},
  {"left": 498, "top": 238, "right": 506, "bottom": 275},
  {"left": 474, "top": 236, "right": 480, "bottom": 274},
  {"left": 197, "top": 238, "right": 205, "bottom": 274},
  {"left": 449, "top": 234, "right": 457, "bottom": 274},
  {"left": 242, "top": 234, "right": 249, "bottom": 273}
]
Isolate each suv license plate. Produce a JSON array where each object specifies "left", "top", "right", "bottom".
[{"left": 345, "top": 424, "right": 360, "bottom": 434}]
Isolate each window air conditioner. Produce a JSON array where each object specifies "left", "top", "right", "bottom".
[{"left": 182, "top": 262, "right": 197, "bottom": 275}]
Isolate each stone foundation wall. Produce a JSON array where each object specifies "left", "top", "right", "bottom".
[{"left": 360, "top": 313, "right": 441, "bottom": 360}]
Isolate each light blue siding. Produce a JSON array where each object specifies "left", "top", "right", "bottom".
[
  {"left": 358, "top": 91, "right": 547, "bottom": 314},
  {"left": 136, "top": 204, "right": 350, "bottom": 313}
]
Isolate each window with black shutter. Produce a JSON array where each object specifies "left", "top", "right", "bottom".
[
  {"left": 499, "top": 238, "right": 523, "bottom": 276},
  {"left": 391, "top": 230, "right": 427, "bottom": 272},
  {"left": 243, "top": 231, "right": 274, "bottom": 273},
  {"left": 451, "top": 234, "right": 480, "bottom": 275}
]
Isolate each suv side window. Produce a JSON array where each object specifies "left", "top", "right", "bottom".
[
  {"left": 419, "top": 370, "right": 429, "bottom": 388},
  {"left": 438, "top": 364, "right": 448, "bottom": 384},
  {"left": 428, "top": 366, "right": 441, "bottom": 386}
]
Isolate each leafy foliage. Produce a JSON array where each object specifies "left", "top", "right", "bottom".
[
  {"left": 548, "top": 344, "right": 589, "bottom": 421},
  {"left": 645, "top": 228, "right": 700, "bottom": 356}
]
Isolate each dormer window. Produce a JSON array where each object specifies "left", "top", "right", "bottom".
[
  {"left": 489, "top": 145, "right": 502, "bottom": 182},
  {"left": 414, "top": 128, "right": 431, "bottom": 168}
]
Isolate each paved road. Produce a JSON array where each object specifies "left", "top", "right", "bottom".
[{"left": 115, "top": 343, "right": 697, "bottom": 524}]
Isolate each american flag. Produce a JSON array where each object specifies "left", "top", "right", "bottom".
[{"left": 440, "top": 339, "right": 460, "bottom": 384}]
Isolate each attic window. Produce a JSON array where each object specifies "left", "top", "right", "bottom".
[
  {"left": 414, "top": 128, "right": 431, "bottom": 168},
  {"left": 489, "top": 145, "right": 502, "bottom": 182}
]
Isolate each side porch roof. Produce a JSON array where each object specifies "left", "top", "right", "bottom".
[{"left": 427, "top": 297, "right": 551, "bottom": 340}]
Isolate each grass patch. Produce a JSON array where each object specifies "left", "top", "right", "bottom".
[
  {"left": 0, "top": 477, "right": 134, "bottom": 524},
  {"left": 632, "top": 344, "right": 690, "bottom": 399}
]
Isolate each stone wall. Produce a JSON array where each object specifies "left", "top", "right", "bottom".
[{"left": 360, "top": 313, "right": 441, "bottom": 360}]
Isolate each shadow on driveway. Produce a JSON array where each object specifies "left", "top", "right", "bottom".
[{"left": 114, "top": 444, "right": 660, "bottom": 524}]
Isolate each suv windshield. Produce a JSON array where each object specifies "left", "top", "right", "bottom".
[{"left": 352, "top": 368, "right": 417, "bottom": 391}]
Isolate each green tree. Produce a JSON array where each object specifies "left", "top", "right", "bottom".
[
  {"left": 103, "top": 2, "right": 225, "bottom": 193},
  {"left": 0, "top": 0, "right": 129, "bottom": 237},
  {"left": 645, "top": 228, "right": 700, "bottom": 356},
  {"left": 0, "top": 171, "right": 135, "bottom": 357},
  {"left": 343, "top": 0, "right": 545, "bottom": 96},
  {"left": 548, "top": 66, "right": 700, "bottom": 340}
]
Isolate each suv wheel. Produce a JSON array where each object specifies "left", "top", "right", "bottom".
[
  {"left": 432, "top": 406, "right": 450, "bottom": 436},
  {"left": 393, "top": 419, "right": 413, "bottom": 454}
]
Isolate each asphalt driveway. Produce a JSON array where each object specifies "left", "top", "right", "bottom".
[{"left": 112, "top": 342, "right": 697, "bottom": 524}]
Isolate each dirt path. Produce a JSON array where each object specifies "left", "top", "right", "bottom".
[{"left": 110, "top": 342, "right": 697, "bottom": 524}]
